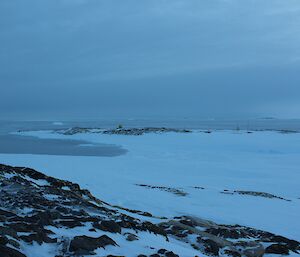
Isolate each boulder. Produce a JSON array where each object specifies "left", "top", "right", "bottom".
[
  {"left": 0, "top": 245, "right": 27, "bottom": 257},
  {"left": 69, "top": 235, "right": 118, "bottom": 254},
  {"left": 93, "top": 220, "right": 121, "bottom": 233},
  {"left": 265, "top": 244, "right": 290, "bottom": 255}
]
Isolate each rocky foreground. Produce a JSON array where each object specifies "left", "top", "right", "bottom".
[{"left": 0, "top": 164, "right": 299, "bottom": 257}]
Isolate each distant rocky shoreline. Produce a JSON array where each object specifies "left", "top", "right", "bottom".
[
  {"left": 57, "top": 127, "right": 192, "bottom": 136},
  {"left": 53, "top": 127, "right": 299, "bottom": 136},
  {"left": 0, "top": 164, "right": 299, "bottom": 257},
  {"left": 14, "top": 126, "right": 300, "bottom": 137}
]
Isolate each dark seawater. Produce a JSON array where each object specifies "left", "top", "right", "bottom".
[
  {"left": 0, "top": 121, "right": 128, "bottom": 157},
  {"left": 0, "top": 134, "right": 127, "bottom": 157}
]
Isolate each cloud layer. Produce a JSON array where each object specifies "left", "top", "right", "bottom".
[{"left": 1, "top": 0, "right": 300, "bottom": 119}]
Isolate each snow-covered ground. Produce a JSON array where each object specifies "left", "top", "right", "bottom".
[{"left": 1, "top": 130, "right": 300, "bottom": 243}]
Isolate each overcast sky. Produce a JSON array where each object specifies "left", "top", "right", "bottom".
[{"left": 1, "top": 0, "right": 300, "bottom": 120}]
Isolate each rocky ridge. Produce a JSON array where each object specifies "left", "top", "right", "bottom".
[
  {"left": 0, "top": 164, "right": 299, "bottom": 257},
  {"left": 57, "top": 127, "right": 191, "bottom": 136}
]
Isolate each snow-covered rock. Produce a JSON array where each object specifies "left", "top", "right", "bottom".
[{"left": 0, "top": 164, "right": 299, "bottom": 257}]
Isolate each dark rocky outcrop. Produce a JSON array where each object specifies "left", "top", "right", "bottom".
[
  {"left": 265, "top": 244, "right": 290, "bottom": 255},
  {"left": 93, "top": 220, "right": 121, "bottom": 233},
  {"left": 135, "top": 184, "right": 188, "bottom": 197},
  {"left": 58, "top": 127, "right": 191, "bottom": 136},
  {"left": 102, "top": 127, "right": 192, "bottom": 136},
  {"left": 0, "top": 245, "right": 26, "bottom": 257},
  {"left": 221, "top": 189, "right": 291, "bottom": 201},
  {"left": 69, "top": 235, "right": 117, "bottom": 255}
]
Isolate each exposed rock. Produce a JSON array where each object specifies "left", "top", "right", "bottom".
[
  {"left": 165, "top": 251, "right": 180, "bottom": 257},
  {"left": 0, "top": 235, "right": 8, "bottom": 245},
  {"left": 193, "top": 186, "right": 205, "bottom": 190},
  {"left": 93, "top": 220, "right": 121, "bottom": 233},
  {"left": 19, "top": 231, "right": 57, "bottom": 245},
  {"left": 106, "top": 255, "right": 125, "bottom": 257},
  {"left": 59, "top": 219, "right": 83, "bottom": 228},
  {"left": 197, "top": 237, "right": 221, "bottom": 256},
  {"left": 136, "top": 184, "right": 188, "bottom": 197},
  {"left": 0, "top": 245, "right": 26, "bottom": 257},
  {"left": 221, "top": 189, "right": 291, "bottom": 201},
  {"left": 102, "top": 127, "right": 192, "bottom": 136},
  {"left": 112, "top": 205, "right": 153, "bottom": 217},
  {"left": 157, "top": 248, "right": 167, "bottom": 254},
  {"left": 69, "top": 235, "right": 117, "bottom": 254},
  {"left": 160, "top": 216, "right": 300, "bottom": 257},
  {"left": 141, "top": 221, "right": 167, "bottom": 237},
  {"left": 57, "top": 127, "right": 98, "bottom": 135},
  {"left": 223, "top": 249, "right": 241, "bottom": 257},
  {"left": 265, "top": 244, "right": 290, "bottom": 255},
  {"left": 57, "top": 127, "right": 192, "bottom": 136},
  {"left": 125, "top": 233, "right": 139, "bottom": 241}
]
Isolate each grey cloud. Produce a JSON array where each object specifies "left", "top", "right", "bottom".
[{"left": 0, "top": 0, "right": 300, "bottom": 120}]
